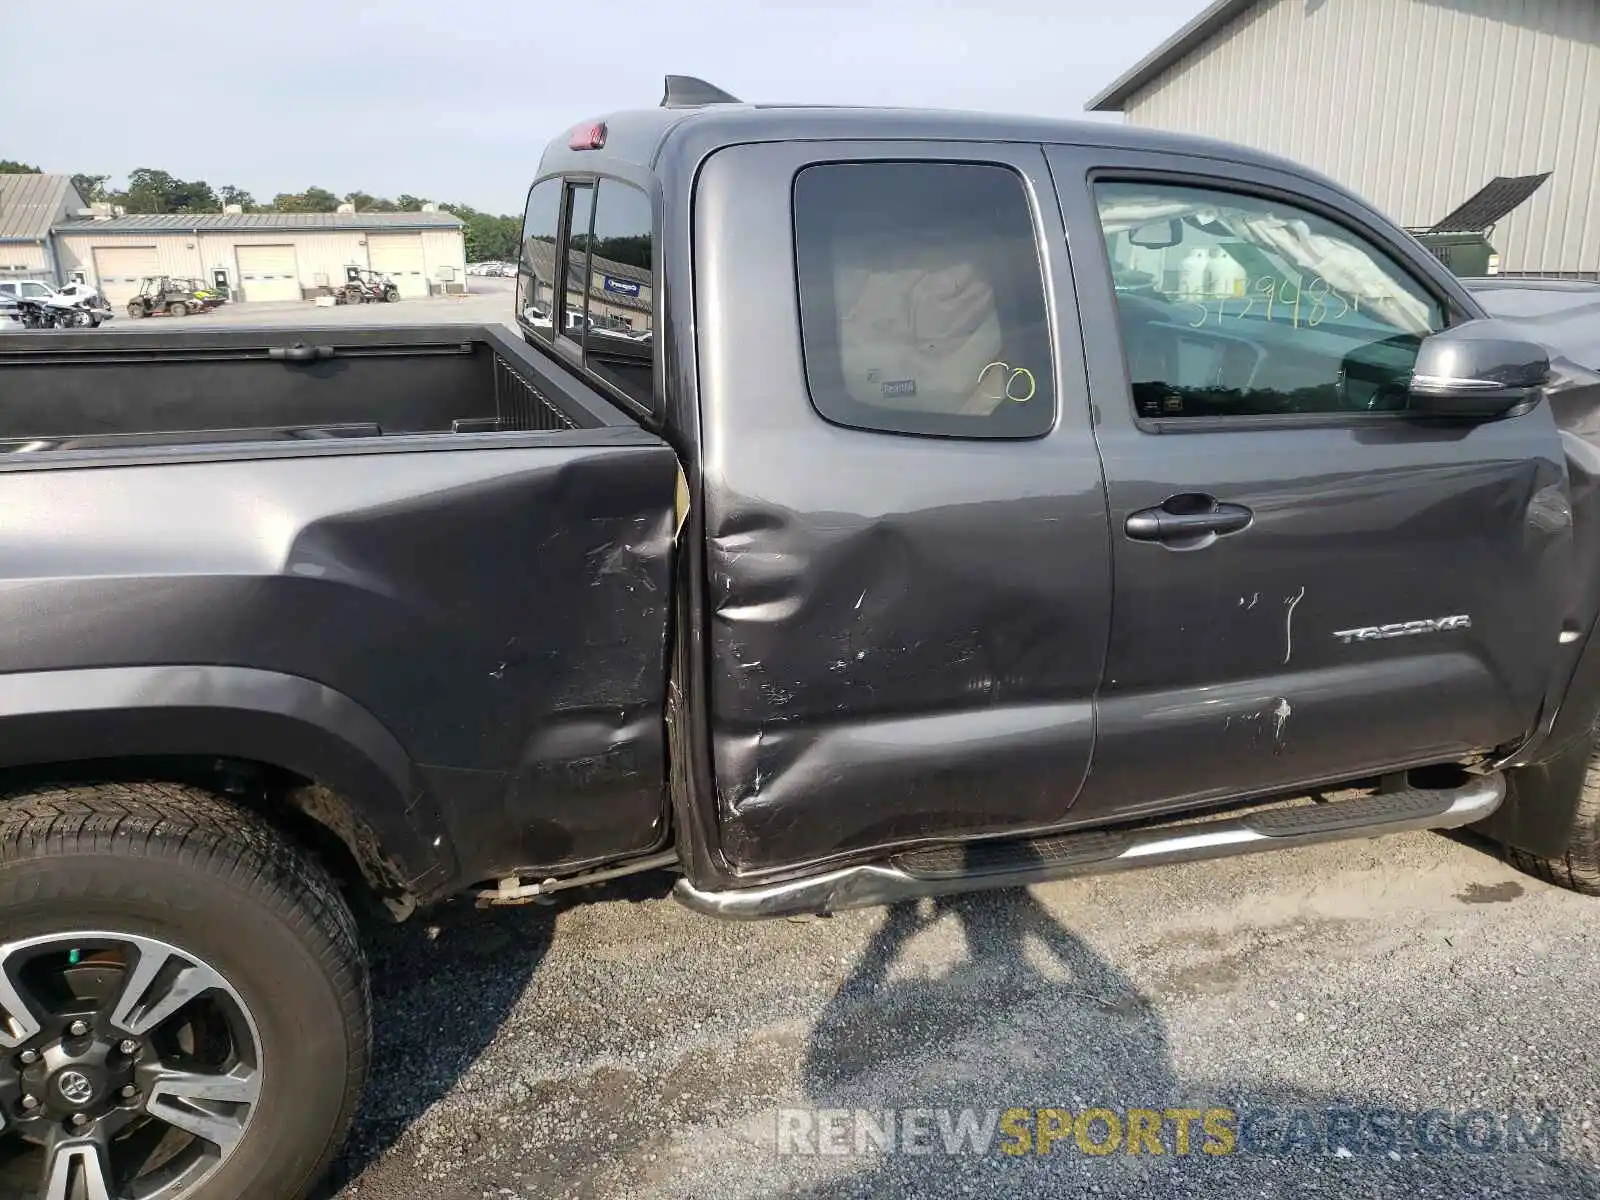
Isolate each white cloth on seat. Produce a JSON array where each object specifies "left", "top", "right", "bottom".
[{"left": 830, "top": 233, "right": 1006, "bottom": 416}]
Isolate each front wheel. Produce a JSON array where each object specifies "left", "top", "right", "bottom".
[
  {"left": 126, "top": 301, "right": 148, "bottom": 319},
  {"left": 0, "top": 782, "right": 370, "bottom": 1200},
  {"left": 382, "top": 287, "right": 399, "bottom": 303}
]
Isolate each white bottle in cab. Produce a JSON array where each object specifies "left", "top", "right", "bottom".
[
  {"left": 1179, "top": 247, "right": 1210, "bottom": 297},
  {"left": 1205, "top": 248, "right": 1246, "bottom": 299}
]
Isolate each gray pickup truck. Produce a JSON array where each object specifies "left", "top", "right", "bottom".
[{"left": 2, "top": 76, "right": 1599, "bottom": 1200}]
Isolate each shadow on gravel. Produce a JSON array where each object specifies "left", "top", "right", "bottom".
[
  {"left": 317, "top": 871, "right": 676, "bottom": 1197},
  {"left": 794, "top": 888, "right": 1595, "bottom": 1199}
]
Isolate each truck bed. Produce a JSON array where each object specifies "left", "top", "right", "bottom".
[
  {"left": 0, "top": 323, "right": 631, "bottom": 452},
  {"left": 0, "top": 317, "right": 679, "bottom": 884}
]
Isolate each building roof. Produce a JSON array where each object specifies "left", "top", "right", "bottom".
[
  {"left": 52, "top": 210, "right": 463, "bottom": 235},
  {"left": 1085, "top": 0, "right": 1259, "bottom": 112},
  {"left": 0, "top": 173, "right": 78, "bottom": 242}
]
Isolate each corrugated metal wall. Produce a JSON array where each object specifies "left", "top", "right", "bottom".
[
  {"left": 421, "top": 229, "right": 466, "bottom": 286},
  {"left": 1121, "top": 0, "right": 1600, "bottom": 274},
  {"left": 57, "top": 236, "right": 205, "bottom": 284},
  {"left": 0, "top": 243, "right": 53, "bottom": 278},
  {"left": 214, "top": 232, "right": 368, "bottom": 290}
]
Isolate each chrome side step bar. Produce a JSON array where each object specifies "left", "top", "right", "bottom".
[{"left": 673, "top": 772, "right": 1506, "bottom": 920}]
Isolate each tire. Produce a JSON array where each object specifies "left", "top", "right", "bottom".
[
  {"left": 0, "top": 782, "right": 370, "bottom": 1200},
  {"left": 167, "top": 301, "right": 190, "bottom": 318},
  {"left": 127, "top": 301, "right": 147, "bottom": 319},
  {"left": 382, "top": 287, "right": 399, "bottom": 303},
  {"left": 1507, "top": 738, "right": 1600, "bottom": 895}
]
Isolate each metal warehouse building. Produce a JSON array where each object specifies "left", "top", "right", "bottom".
[
  {"left": 0, "top": 174, "right": 88, "bottom": 283},
  {"left": 53, "top": 209, "right": 466, "bottom": 306},
  {"left": 1089, "top": 0, "right": 1600, "bottom": 276},
  {"left": 2, "top": 173, "right": 467, "bottom": 305}
]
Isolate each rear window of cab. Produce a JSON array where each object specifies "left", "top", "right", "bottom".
[{"left": 792, "top": 161, "right": 1055, "bottom": 439}]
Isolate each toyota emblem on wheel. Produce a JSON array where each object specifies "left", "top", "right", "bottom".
[{"left": 56, "top": 1070, "right": 96, "bottom": 1106}]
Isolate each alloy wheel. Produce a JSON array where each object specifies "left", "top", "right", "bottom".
[{"left": 0, "top": 933, "right": 263, "bottom": 1200}]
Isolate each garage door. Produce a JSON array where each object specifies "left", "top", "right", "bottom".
[
  {"left": 236, "top": 244, "right": 301, "bottom": 302},
  {"left": 92, "top": 246, "right": 160, "bottom": 306},
  {"left": 367, "top": 234, "right": 428, "bottom": 298}
]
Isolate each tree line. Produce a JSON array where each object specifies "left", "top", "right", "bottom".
[{"left": 0, "top": 160, "right": 522, "bottom": 263}]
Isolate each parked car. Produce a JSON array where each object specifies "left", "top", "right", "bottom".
[
  {"left": 0, "top": 279, "right": 113, "bottom": 328},
  {"left": 0, "top": 279, "right": 60, "bottom": 306},
  {"left": 1, "top": 75, "right": 1600, "bottom": 1199}
]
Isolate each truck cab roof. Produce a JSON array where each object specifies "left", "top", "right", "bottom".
[{"left": 536, "top": 76, "right": 1332, "bottom": 191}]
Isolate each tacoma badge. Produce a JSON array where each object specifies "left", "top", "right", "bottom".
[{"left": 1333, "top": 615, "right": 1473, "bottom": 644}]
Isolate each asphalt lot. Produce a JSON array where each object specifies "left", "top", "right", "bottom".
[
  {"left": 30, "top": 280, "right": 1600, "bottom": 1198},
  {"left": 95, "top": 275, "right": 521, "bottom": 333}
]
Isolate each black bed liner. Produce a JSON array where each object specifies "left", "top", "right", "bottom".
[{"left": 0, "top": 323, "right": 634, "bottom": 449}]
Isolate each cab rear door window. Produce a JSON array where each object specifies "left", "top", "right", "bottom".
[{"left": 793, "top": 162, "right": 1055, "bottom": 439}]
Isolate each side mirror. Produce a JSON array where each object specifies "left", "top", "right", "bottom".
[
  {"left": 1128, "top": 219, "right": 1183, "bottom": 250},
  {"left": 1408, "top": 319, "right": 1550, "bottom": 419}
]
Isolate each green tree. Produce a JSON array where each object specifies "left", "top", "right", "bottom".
[
  {"left": 122, "top": 169, "right": 177, "bottom": 213},
  {"left": 170, "top": 178, "right": 217, "bottom": 212},
  {"left": 121, "top": 168, "right": 217, "bottom": 213},
  {"left": 592, "top": 233, "right": 650, "bottom": 270},
  {"left": 0, "top": 160, "right": 40, "bottom": 174},
  {"left": 344, "top": 190, "right": 399, "bottom": 212},
  {"left": 438, "top": 203, "right": 519, "bottom": 262},
  {"left": 70, "top": 174, "right": 110, "bottom": 203},
  {"left": 271, "top": 186, "right": 339, "bottom": 213},
  {"left": 344, "top": 191, "right": 401, "bottom": 213},
  {"left": 396, "top": 194, "right": 429, "bottom": 212},
  {"left": 219, "top": 184, "right": 257, "bottom": 211},
  {"left": 302, "top": 186, "right": 339, "bottom": 211}
]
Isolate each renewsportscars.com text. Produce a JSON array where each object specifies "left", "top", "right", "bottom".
[{"left": 775, "top": 1106, "right": 1561, "bottom": 1158}]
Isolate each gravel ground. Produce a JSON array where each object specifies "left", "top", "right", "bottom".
[{"left": 324, "top": 830, "right": 1600, "bottom": 1200}]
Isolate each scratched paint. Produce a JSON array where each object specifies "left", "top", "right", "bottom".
[
  {"left": 1271, "top": 697, "right": 1291, "bottom": 755},
  {"left": 1282, "top": 586, "right": 1306, "bottom": 664}
]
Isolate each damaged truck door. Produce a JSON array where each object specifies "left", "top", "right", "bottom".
[
  {"left": 1053, "top": 150, "right": 1570, "bottom": 821},
  {"left": 694, "top": 144, "right": 1113, "bottom": 872}
]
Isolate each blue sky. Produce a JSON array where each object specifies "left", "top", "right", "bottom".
[{"left": 1, "top": 0, "right": 1210, "bottom": 214}]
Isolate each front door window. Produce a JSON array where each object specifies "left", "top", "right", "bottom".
[{"left": 1094, "top": 181, "right": 1445, "bottom": 419}]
